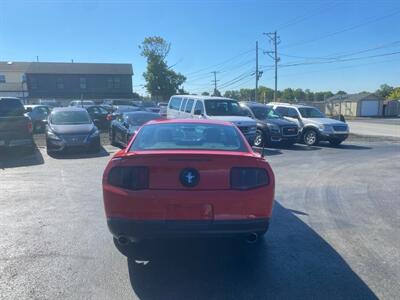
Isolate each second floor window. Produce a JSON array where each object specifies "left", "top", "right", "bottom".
[
  {"left": 107, "top": 77, "right": 121, "bottom": 89},
  {"left": 56, "top": 78, "right": 64, "bottom": 89},
  {"left": 80, "top": 78, "right": 86, "bottom": 89},
  {"left": 0, "top": 75, "right": 5, "bottom": 83}
]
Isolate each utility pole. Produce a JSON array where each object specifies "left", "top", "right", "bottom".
[
  {"left": 264, "top": 31, "right": 280, "bottom": 102},
  {"left": 255, "top": 41, "right": 263, "bottom": 102},
  {"left": 211, "top": 71, "right": 220, "bottom": 96}
]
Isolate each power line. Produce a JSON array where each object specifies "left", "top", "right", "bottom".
[
  {"left": 281, "top": 9, "right": 400, "bottom": 49},
  {"left": 185, "top": 48, "right": 253, "bottom": 76},
  {"left": 264, "top": 31, "right": 280, "bottom": 101}
]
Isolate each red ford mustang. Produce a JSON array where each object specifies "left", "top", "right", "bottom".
[{"left": 102, "top": 119, "right": 275, "bottom": 255}]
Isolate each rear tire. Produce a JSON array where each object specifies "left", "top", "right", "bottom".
[{"left": 303, "top": 129, "right": 319, "bottom": 146}]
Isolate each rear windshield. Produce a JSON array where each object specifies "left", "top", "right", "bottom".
[
  {"left": 130, "top": 123, "right": 247, "bottom": 152},
  {"left": 0, "top": 98, "right": 25, "bottom": 117},
  {"left": 204, "top": 99, "right": 245, "bottom": 116},
  {"left": 51, "top": 111, "right": 91, "bottom": 125},
  {"left": 252, "top": 106, "right": 282, "bottom": 119}
]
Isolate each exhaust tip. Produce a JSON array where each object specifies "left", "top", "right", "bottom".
[
  {"left": 246, "top": 233, "right": 258, "bottom": 244},
  {"left": 117, "top": 236, "right": 130, "bottom": 245}
]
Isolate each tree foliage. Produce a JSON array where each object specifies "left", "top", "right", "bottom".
[
  {"left": 375, "top": 84, "right": 394, "bottom": 99},
  {"left": 140, "top": 36, "right": 186, "bottom": 100},
  {"left": 387, "top": 87, "right": 400, "bottom": 100}
]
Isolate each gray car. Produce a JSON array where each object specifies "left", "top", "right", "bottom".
[
  {"left": 271, "top": 103, "right": 349, "bottom": 146},
  {"left": 24, "top": 105, "right": 51, "bottom": 132},
  {"left": 46, "top": 107, "right": 100, "bottom": 153}
]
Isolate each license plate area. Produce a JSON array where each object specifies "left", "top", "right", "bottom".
[{"left": 166, "top": 204, "right": 214, "bottom": 221}]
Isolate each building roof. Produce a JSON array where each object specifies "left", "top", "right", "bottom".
[
  {"left": 0, "top": 61, "right": 133, "bottom": 75},
  {"left": 326, "top": 92, "right": 382, "bottom": 103}
]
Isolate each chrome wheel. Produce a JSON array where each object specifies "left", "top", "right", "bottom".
[
  {"left": 254, "top": 130, "right": 264, "bottom": 147},
  {"left": 304, "top": 130, "right": 318, "bottom": 146}
]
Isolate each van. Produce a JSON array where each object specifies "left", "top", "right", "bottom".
[{"left": 167, "top": 95, "right": 257, "bottom": 145}]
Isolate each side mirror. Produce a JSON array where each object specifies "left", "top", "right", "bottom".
[
  {"left": 43, "top": 120, "right": 48, "bottom": 125},
  {"left": 25, "top": 107, "right": 33, "bottom": 113}
]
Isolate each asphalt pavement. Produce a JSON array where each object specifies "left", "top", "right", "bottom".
[
  {"left": 0, "top": 139, "right": 399, "bottom": 299},
  {"left": 347, "top": 118, "right": 400, "bottom": 138}
]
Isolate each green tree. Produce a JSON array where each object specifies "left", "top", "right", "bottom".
[
  {"left": 281, "top": 88, "right": 294, "bottom": 101},
  {"left": 293, "top": 88, "right": 305, "bottom": 101},
  {"left": 336, "top": 90, "right": 347, "bottom": 95},
  {"left": 201, "top": 91, "right": 210, "bottom": 96},
  {"left": 375, "top": 84, "right": 394, "bottom": 99},
  {"left": 140, "top": 36, "right": 186, "bottom": 100},
  {"left": 387, "top": 87, "right": 400, "bottom": 99},
  {"left": 213, "top": 89, "right": 221, "bottom": 97}
]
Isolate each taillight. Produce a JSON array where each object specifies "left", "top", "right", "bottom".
[
  {"left": 27, "top": 121, "right": 33, "bottom": 133},
  {"left": 230, "top": 167, "right": 269, "bottom": 190},
  {"left": 108, "top": 166, "right": 149, "bottom": 190},
  {"left": 106, "top": 114, "right": 113, "bottom": 121}
]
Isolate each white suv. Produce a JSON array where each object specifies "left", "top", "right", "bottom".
[
  {"left": 271, "top": 103, "right": 349, "bottom": 146},
  {"left": 167, "top": 95, "right": 257, "bottom": 145}
]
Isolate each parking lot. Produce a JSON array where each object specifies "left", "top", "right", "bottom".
[{"left": 1, "top": 136, "right": 399, "bottom": 300}]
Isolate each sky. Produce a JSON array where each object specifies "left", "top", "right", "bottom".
[{"left": 1, "top": 0, "right": 399, "bottom": 96}]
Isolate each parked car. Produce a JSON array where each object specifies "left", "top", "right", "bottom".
[
  {"left": 109, "top": 111, "right": 161, "bottom": 148},
  {"left": 140, "top": 101, "right": 161, "bottom": 113},
  {"left": 157, "top": 102, "right": 168, "bottom": 117},
  {"left": 45, "top": 107, "right": 100, "bottom": 153},
  {"left": 271, "top": 103, "right": 349, "bottom": 146},
  {"left": 240, "top": 102, "right": 299, "bottom": 147},
  {"left": 103, "top": 119, "right": 275, "bottom": 256},
  {"left": 105, "top": 105, "right": 141, "bottom": 122},
  {"left": 69, "top": 100, "right": 96, "bottom": 108},
  {"left": 24, "top": 105, "right": 52, "bottom": 133},
  {"left": 38, "top": 99, "right": 61, "bottom": 107},
  {"left": 103, "top": 99, "right": 133, "bottom": 108},
  {"left": 0, "top": 97, "right": 34, "bottom": 152},
  {"left": 167, "top": 95, "right": 257, "bottom": 145},
  {"left": 86, "top": 105, "right": 110, "bottom": 129}
]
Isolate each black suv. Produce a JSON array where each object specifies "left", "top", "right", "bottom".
[{"left": 240, "top": 102, "right": 299, "bottom": 147}]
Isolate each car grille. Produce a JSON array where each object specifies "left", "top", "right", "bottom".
[
  {"left": 282, "top": 126, "right": 298, "bottom": 136},
  {"left": 333, "top": 125, "right": 347, "bottom": 132},
  {"left": 62, "top": 135, "right": 88, "bottom": 144}
]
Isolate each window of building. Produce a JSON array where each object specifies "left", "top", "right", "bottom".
[
  {"left": 114, "top": 78, "right": 120, "bottom": 89},
  {"left": 30, "top": 78, "right": 38, "bottom": 89},
  {"left": 107, "top": 78, "right": 113, "bottom": 89},
  {"left": 0, "top": 75, "right": 5, "bottom": 83},
  {"left": 56, "top": 78, "right": 64, "bottom": 89},
  {"left": 80, "top": 78, "right": 87, "bottom": 89}
]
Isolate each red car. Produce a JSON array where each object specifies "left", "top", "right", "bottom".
[{"left": 102, "top": 119, "right": 275, "bottom": 256}]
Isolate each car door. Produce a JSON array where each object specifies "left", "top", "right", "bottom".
[
  {"left": 286, "top": 107, "right": 302, "bottom": 127},
  {"left": 193, "top": 100, "right": 205, "bottom": 119},
  {"left": 184, "top": 99, "right": 195, "bottom": 118},
  {"left": 178, "top": 98, "right": 188, "bottom": 118}
]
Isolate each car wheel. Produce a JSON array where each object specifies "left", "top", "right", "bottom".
[
  {"left": 303, "top": 129, "right": 319, "bottom": 146},
  {"left": 329, "top": 139, "right": 343, "bottom": 146},
  {"left": 253, "top": 129, "right": 265, "bottom": 147}
]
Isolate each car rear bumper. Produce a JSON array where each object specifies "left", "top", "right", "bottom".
[
  {"left": 107, "top": 217, "right": 270, "bottom": 240},
  {"left": 46, "top": 137, "right": 99, "bottom": 152},
  {"left": 0, "top": 137, "right": 33, "bottom": 148}
]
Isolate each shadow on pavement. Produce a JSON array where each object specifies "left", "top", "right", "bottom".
[
  {"left": 322, "top": 142, "right": 372, "bottom": 150},
  {"left": 0, "top": 146, "right": 44, "bottom": 169},
  {"left": 253, "top": 147, "right": 282, "bottom": 156},
  {"left": 126, "top": 202, "right": 377, "bottom": 300},
  {"left": 48, "top": 146, "right": 110, "bottom": 159}
]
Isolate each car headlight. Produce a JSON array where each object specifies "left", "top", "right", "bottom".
[
  {"left": 47, "top": 130, "right": 61, "bottom": 140},
  {"left": 318, "top": 124, "right": 325, "bottom": 130},
  {"left": 267, "top": 124, "right": 280, "bottom": 133}
]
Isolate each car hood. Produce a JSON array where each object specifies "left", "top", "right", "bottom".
[
  {"left": 303, "top": 118, "right": 346, "bottom": 126},
  {"left": 207, "top": 116, "right": 256, "bottom": 126},
  {"left": 259, "top": 118, "right": 297, "bottom": 126},
  {"left": 50, "top": 123, "right": 94, "bottom": 135}
]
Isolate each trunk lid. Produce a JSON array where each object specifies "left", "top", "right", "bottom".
[{"left": 118, "top": 151, "right": 259, "bottom": 190}]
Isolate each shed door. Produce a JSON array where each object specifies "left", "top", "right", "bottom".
[{"left": 360, "top": 100, "right": 379, "bottom": 116}]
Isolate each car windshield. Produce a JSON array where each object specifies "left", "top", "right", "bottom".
[
  {"left": 204, "top": 100, "right": 245, "bottom": 116},
  {"left": 51, "top": 111, "right": 91, "bottom": 125},
  {"left": 298, "top": 107, "right": 325, "bottom": 118},
  {"left": 126, "top": 113, "right": 160, "bottom": 125},
  {"left": 251, "top": 106, "right": 282, "bottom": 119},
  {"left": 130, "top": 123, "right": 247, "bottom": 152}
]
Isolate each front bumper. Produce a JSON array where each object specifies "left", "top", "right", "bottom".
[
  {"left": 270, "top": 134, "right": 299, "bottom": 143},
  {"left": 319, "top": 132, "right": 349, "bottom": 141},
  {"left": 107, "top": 218, "right": 270, "bottom": 240},
  {"left": 46, "top": 136, "right": 100, "bottom": 152}
]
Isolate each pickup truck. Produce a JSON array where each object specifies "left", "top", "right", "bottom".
[{"left": 0, "top": 97, "right": 34, "bottom": 152}]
